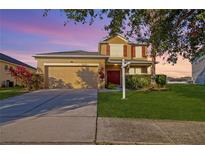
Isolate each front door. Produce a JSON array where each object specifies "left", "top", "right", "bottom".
[{"left": 107, "top": 70, "right": 121, "bottom": 85}]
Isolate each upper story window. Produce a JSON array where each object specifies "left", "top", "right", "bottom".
[
  {"left": 134, "top": 46, "right": 147, "bottom": 58},
  {"left": 135, "top": 46, "right": 142, "bottom": 58},
  {"left": 109, "top": 44, "right": 124, "bottom": 57},
  {"left": 106, "top": 44, "right": 128, "bottom": 58}
]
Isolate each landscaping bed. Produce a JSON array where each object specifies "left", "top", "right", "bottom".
[{"left": 98, "top": 84, "right": 205, "bottom": 121}]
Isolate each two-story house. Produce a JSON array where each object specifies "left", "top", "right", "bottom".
[
  {"left": 0, "top": 53, "right": 36, "bottom": 87},
  {"left": 34, "top": 34, "right": 153, "bottom": 89}
]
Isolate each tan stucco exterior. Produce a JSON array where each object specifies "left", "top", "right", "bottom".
[
  {"left": 34, "top": 35, "right": 152, "bottom": 89},
  {"left": 0, "top": 60, "right": 36, "bottom": 87},
  {"left": 99, "top": 35, "right": 148, "bottom": 61},
  {"left": 35, "top": 57, "right": 106, "bottom": 89},
  {"left": 36, "top": 57, "right": 105, "bottom": 74}
]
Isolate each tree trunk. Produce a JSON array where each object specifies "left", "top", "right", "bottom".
[
  {"left": 151, "top": 55, "right": 156, "bottom": 76},
  {"left": 151, "top": 54, "right": 156, "bottom": 84}
]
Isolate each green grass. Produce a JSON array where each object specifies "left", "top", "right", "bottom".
[
  {"left": 0, "top": 87, "right": 26, "bottom": 100},
  {"left": 98, "top": 84, "right": 205, "bottom": 121}
]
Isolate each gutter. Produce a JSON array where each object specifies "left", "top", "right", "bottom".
[
  {"left": 107, "top": 59, "right": 153, "bottom": 65},
  {"left": 33, "top": 54, "right": 109, "bottom": 59}
]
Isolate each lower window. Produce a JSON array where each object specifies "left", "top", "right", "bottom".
[{"left": 129, "top": 68, "right": 142, "bottom": 75}]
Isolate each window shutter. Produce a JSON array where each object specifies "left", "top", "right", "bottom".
[
  {"left": 123, "top": 45, "right": 127, "bottom": 57},
  {"left": 131, "top": 46, "right": 135, "bottom": 57},
  {"left": 106, "top": 44, "right": 110, "bottom": 55},
  {"left": 142, "top": 46, "right": 146, "bottom": 57}
]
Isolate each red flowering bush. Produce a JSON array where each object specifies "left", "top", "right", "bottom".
[{"left": 9, "top": 66, "right": 43, "bottom": 90}]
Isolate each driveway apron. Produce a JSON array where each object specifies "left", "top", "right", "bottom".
[{"left": 0, "top": 89, "right": 97, "bottom": 144}]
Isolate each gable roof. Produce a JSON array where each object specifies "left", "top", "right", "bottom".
[
  {"left": 34, "top": 50, "right": 108, "bottom": 58},
  {"left": 100, "top": 34, "right": 148, "bottom": 46},
  {"left": 0, "top": 53, "right": 36, "bottom": 70},
  {"left": 100, "top": 34, "right": 129, "bottom": 43}
]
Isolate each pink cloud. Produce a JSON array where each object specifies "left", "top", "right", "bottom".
[
  {"left": 2, "top": 19, "right": 106, "bottom": 41},
  {"left": 156, "top": 55, "right": 192, "bottom": 78},
  {"left": 2, "top": 19, "right": 106, "bottom": 52}
]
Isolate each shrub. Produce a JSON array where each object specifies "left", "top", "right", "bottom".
[
  {"left": 137, "top": 77, "right": 150, "bottom": 88},
  {"left": 9, "top": 66, "right": 44, "bottom": 91},
  {"left": 30, "top": 74, "right": 44, "bottom": 90},
  {"left": 126, "top": 76, "right": 138, "bottom": 89},
  {"left": 98, "top": 67, "right": 105, "bottom": 88},
  {"left": 15, "top": 84, "right": 24, "bottom": 88},
  {"left": 9, "top": 66, "right": 33, "bottom": 90},
  {"left": 126, "top": 75, "right": 151, "bottom": 89},
  {"left": 106, "top": 83, "right": 118, "bottom": 90},
  {"left": 155, "top": 74, "right": 167, "bottom": 87}
]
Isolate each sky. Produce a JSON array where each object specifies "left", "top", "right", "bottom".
[{"left": 0, "top": 9, "right": 192, "bottom": 78}]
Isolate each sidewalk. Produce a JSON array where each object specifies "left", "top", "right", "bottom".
[
  {"left": 0, "top": 104, "right": 97, "bottom": 144},
  {"left": 96, "top": 117, "right": 205, "bottom": 144}
]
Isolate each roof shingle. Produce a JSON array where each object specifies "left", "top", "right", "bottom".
[
  {"left": 0, "top": 53, "right": 36, "bottom": 70},
  {"left": 36, "top": 50, "right": 99, "bottom": 56}
]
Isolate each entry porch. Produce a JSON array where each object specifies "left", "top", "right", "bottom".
[{"left": 105, "top": 60, "right": 152, "bottom": 86}]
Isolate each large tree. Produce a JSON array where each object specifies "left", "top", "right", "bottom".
[{"left": 44, "top": 9, "right": 205, "bottom": 77}]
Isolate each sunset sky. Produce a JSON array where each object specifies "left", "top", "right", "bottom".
[{"left": 0, "top": 9, "right": 192, "bottom": 78}]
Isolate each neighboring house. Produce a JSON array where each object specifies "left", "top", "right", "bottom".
[
  {"left": 34, "top": 34, "right": 153, "bottom": 89},
  {"left": 0, "top": 53, "right": 36, "bottom": 87},
  {"left": 192, "top": 55, "right": 205, "bottom": 84}
]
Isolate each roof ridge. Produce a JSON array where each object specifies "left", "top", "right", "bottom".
[{"left": 36, "top": 50, "right": 99, "bottom": 55}]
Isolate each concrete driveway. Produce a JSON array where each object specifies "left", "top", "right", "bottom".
[{"left": 0, "top": 89, "right": 97, "bottom": 144}]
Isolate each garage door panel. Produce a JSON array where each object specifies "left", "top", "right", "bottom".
[{"left": 48, "top": 66, "right": 98, "bottom": 89}]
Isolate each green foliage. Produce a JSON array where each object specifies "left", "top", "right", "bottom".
[
  {"left": 98, "top": 84, "right": 205, "bottom": 121},
  {"left": 0, "top": 87, "right": 26, "bottom": 100},
  {"left": 126, "top": 75, "right": 151, "bottom": 89},
  {"left": 30, "top": 74, "right": 44, "bottom": 90},
  {"left": 106, "top": 83, "right": 118, "bottom": 90},
  {"left": 47, "top": 9, "right": 205, "bottom": 64},
  {"left": 155, "top": 74, "right": 167, "bottom": 87}
]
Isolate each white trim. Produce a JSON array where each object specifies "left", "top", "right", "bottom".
[
  {"left": 115, "top": 35, "right": 128, "bottom": 42},
  {"left": 108, "top": 59, "right": 153, "bottom": 65},
  {"left": 100, "top": 34, "right": 128, "bottom": 43},
  {"left": 44, "top": 63, "right": 99, "bottom": 67}
]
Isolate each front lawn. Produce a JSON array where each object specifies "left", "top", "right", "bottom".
[
  {"left": 98, "top": 84, "right": 205, "bottom": 121},
  {"left": 0, "top": 87, "right": 26, "bottom": 100}
]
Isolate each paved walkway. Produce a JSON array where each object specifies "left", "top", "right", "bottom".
[
  {"left": 0, "top": 89, "right": 97, "bottom": 144},
  {"left": 96, "top": 117, "right": 205, "bottom": 144}
]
